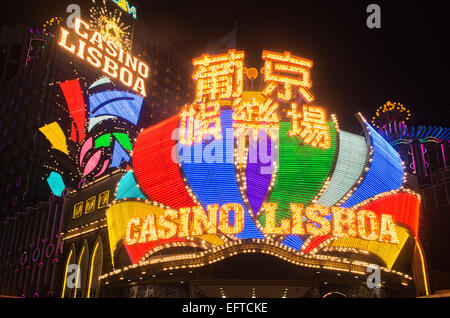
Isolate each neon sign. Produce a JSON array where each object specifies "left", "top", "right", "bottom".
[
  {"left": 58, "top": 18, "right": 149, "bottom": 96},
  {"left": 102, "top": 49, "right": 419, "bottom": 272},
  {"left": 123, "top": 203, "right": 400, "bottom": 245},
  {"left": 111, "top": 0, "right": 137, "bottom": 19}
]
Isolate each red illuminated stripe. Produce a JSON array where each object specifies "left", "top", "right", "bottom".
[
  {"left": 133, "top": 114, "right": 196, "bottom": 209},
  {"left": 124, "top": 238, "right": 188, "bottom": 264},
  {"left": 303, "top": 191, "right": 420, "bottom": 253},
  {"left": 60, "top": 79, "right": 86, "bottom": 143},
  {"left": 303, "top": 236, "right": 329, "bottom": 254},
  {"left": 357, "top": 192, "right": 419, "bottom": 237}
]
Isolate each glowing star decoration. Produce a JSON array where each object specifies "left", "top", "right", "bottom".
[
  {"left": 89, "top": 2, "right": 132, "bottom": 50},
  {"left": 192, "top": 49, "right": 245, "bottom": 103},
  {"left": 371, "top": 101, "right": 411, "bottom": 129},
  {"left": 232, "top": 93, "right": 280, "bottom": 140},
  {"left": 287, "top": 104, "right": 331, "bottom": 149},
  {"left": 262, "top": 50, "right": 314, "bottom": 103}
]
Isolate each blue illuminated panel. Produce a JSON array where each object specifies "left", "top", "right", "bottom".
[
  {"left": 180, "top": 109, "right": 264, "bottom": 239},
  {"left": 282, "top": 234, "right": 306, "bottom": 251},
  {"left": 89, "top": 91, "right": 143, "bottom": 125},
  {"left": 117, "top": 171, "right": 146, "bottom": 200},
  {"left": 341, "top": 122, "right": 404, "bottom": 208}
]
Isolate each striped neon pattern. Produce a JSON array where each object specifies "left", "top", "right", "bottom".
[
  {"left": 245, "top": 130, "right": 274, "bottom": 215},
  {"left": 89, "top": 90, "right": 143, "bottom": 125},
  {"left": 329, "top": 225, "right": 411, "bottom": 269},
  {"left": 60, "top": 79, "right": 86, "bottom": 143},
  {"left": 257, "top": 120, "right": 337, "bottom": 250},
  {"left": 341, "top": 122, "right": 404, "bottom": 208},
  {"left": 261, "top": 120, "right": 337, "bottom": 224},
  {"left": 317, "top": 130, "right": 368, "bottom": 207},
  {"left": 180, "top": 109, "right": 265, "bottom": 239},
  {"left": 133, "top": 115, "right": 196, "bottom": 209}
]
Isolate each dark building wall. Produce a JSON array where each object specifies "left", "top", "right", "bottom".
[
  {"left": 0, "top": 25, "right": 56, "bottom": 217},
  {"left": 0, "top": 197, "right": 65, "bottom": 298},
  {"left": 418, "top": 169, "right": 450, "bottom": 283},
  {"left": 0, "top": 8, "right": 195, "bottom": 218},
  {"left": 0, "top": 3, "right": 196, "bottom": 297}
]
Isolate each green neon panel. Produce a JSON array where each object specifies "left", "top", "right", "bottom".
[
  {"left": 95, "top": 134, "right": 111, "bottom": 148},
  {"left": 259, "top": 121, "right": 337, "bottom": 226},
  {"left": 113, "top": 133, "right": 133, "bottom": 151}
]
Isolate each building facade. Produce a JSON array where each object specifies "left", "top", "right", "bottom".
[{"left": 0, "top": 2, "right": 435, "bottom": 299}]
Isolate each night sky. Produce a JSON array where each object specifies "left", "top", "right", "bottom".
[{"left": 2, "top": 0, "right": 449, "bottom": 132}]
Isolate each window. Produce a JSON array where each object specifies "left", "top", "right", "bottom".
[{"left": 423, "top": 188, "right": 436, "bottom": 209}]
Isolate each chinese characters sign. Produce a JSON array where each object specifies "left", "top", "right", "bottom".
[{"left": 179, "top": 49, "right": 331, "bottom": 149}]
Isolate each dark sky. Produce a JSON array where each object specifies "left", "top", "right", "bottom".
[{"left": 3, "top": 0, "right": 449, "bottom": 132}]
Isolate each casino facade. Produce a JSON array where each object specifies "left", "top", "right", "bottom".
[{"left": 0, "top": 0, "right": 443, "bottom": 299}]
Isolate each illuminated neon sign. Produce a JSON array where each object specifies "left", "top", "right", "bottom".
[
  {"left": 103, "top": 49, "right": 419, "bottom": 272},
  {"left": 111, "top": 0, "right": 137, "bottom": 19},
  {"left": 123, "top": 203, "right": 400, "bottom": 245},
  {"left": 58, "top": 18, "right": 149, "bottom": 96}
]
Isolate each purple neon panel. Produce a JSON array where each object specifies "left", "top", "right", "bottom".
[{"left": 246, "top": 131, "right": 273, "bottom": 215}]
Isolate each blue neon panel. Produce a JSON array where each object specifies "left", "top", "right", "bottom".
[
  {"left": 317, "top": 131, "right": 368, "bottom": 207},
  {"left": 111, "top": 140, "right": 131, "bottom": 168},
  {"left": 116, "top": 171, "right": 146, "bottom": 200},
  {"left": 341, "top": 123, "right": 404, "bottom": 208},
  {"left": 180, "top": 109, "right": 264, "bottom": 239},
  {"left": 282, "top": 234, "right": 306, "bottom": 251},
  {"left": 46, "top": 172, "right": 65, "bottom": 197},
  {"left": 89, "top": 91, "right": 143, "bottom": 125}
]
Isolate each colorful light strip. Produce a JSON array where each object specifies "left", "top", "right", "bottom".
[
  {"left": 327, "top": 225, "right": 411, "bottom": 269},
  {"left": 39, "top": 122, "right": 70, "bottom": 155},
  {"left": 341, "top": 121, "right": 404, "bottom": 208},
  {"left": 60, "top": 79, "right": 86, "bottom": 143},
  {"left": 245, "top": 129, "right": 274, "bottom": 215},
  {"left": 264, "top": 120, "right": 337, "bottom": 223},
  {"left": 256, "top": 120, "right": 337, "bottom": 250},
  {"left": 317, "top": 131, "right": 367, "bottom": 207},
  {"left": 180, "top": 109, "right": 265, "bottom": 240},
  {"left": 89, "top": 91, "right": 143, "bottom": 126},
  {"left": 133, "top": 115, "right": 197, "bottom": 209}
]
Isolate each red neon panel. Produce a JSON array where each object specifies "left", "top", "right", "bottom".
[
  {"left": 303, "top": 236, "right": 329, "bottom": 254},
  {"left": 357, "top": 192, "right": 420, "bottom": 237},
  {"left": 303, "top": 191, "right": 420, "bottom": 253},
  {"left": 133, "top": 114, "right": 196, "bottom": 209},
  {"left": 60, "top": 79, "right": 86, "bottom": 143},
  {"left": 124, "top": 238, "right": 189, "bottom": 264}
]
